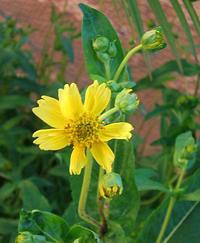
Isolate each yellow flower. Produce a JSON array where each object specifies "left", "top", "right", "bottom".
[{"left": 32, "top": 81, "right": 133, "bottom": 175}]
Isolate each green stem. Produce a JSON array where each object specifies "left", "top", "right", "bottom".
[
  {"left": 97, "top": 168, "right": 104, "bottom": 201},
  {"left": 156, "top": 197, "right": 176, "bottom": 243},
  {"left": 194, "top": 74, "right": 200, "bottom": 96},
  {"left": 78, "top": 150, "right": 100, "bottom": 228},
  {"left": 141, "top": 192, "right": 163, "bottom": 206},
  {"left": 156, "top": 166, "right": 186, "bottom": 243},
  {"left": 104, "top": 61, "right": 111, "bottom": 80},
  {"left": 113, "top": 44, "right": 142, "bottom": 82},
  {"left": 99, "top": 107, "right": 119, "bottom": 121}
]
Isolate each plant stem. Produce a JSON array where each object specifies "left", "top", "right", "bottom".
[
  {"left": 78, "top": 150, "right": 100, "bottom": 228},
  {"left": 113, "top": 44, "right": 142, "bottom": 82},
  {"left": 156, "top": 166, "right": 186, "bottom": 243},
  {"left": 97, "top": 167, "right": 104, "bottom": 201},
  {"left": 156, "top": 197, "right": 176, "bottom": 243},
  {"left": 194, "top": 74, "right": 200, "bottom": 96},
  {"left": 104, "top": 61, "right": 111, "bottom": 80},
  {"left": 99, "top": 107, "right": 119, "bottom": 121}
]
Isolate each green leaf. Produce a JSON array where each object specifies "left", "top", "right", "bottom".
[
  {"left": 135, "top": 59, "right": 200, "bottom": 91},
  {"left": 15, "top": 231, "right": 52, "bottom": 243},
  {"left": 170, "top": 0, "right": 198, "bottom": 61},
  {"left": 135, "top": 168, "right": 169, "bottom": 192},
  {"left": 181, "top": 189, "right": 200, "bottom": 201},
  {"left": 79, "top": 3, "right": 126, "bottom": 81},
  {"left": 183, "top": 0, "right": 200, "bottom": 36},
  {"left": 60, "top": 36, "right": 74, "bottom": 62},
  {"left": 0, "top": 182, "right": 17, "bottom": 202},
  {"left": 110, "top": 140, "right": 140, "bottom": 235},
  {"left": 166, "top": 202, "right": 200, "bottom": 243},
  {"left": 105, "top": 221, "right": 128, "bottom": 243},
  {"left": 147, "top": 0, "right": 183, "bottom": 72},
  {"left": 18, "top": 209, "right": 69, "bottom": 242},
  {"left": 136, "top": 169, "right": 200, "bottom": 243},
  {"left": 173, "top": 131, "right": 195, "bottom": 168},
  {"left": 19, "top": 180, "right": 51, "bottom": 211},
  {"left": 66, "top": 224, "right": 99, "bottom": 242},
  {"left": 0, "top": 95, "right": 30, "bottom": 110},
  {"left": 125, "top": 0, "right": 152, "bottom": 77},
  {"left": 0, "top": 218, "right": 18, "bottom": 234},
  {"left": 126, "top": 0, "right": 144, "bottom": 37}
]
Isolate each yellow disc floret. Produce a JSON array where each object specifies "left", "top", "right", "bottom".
[{"left": 65, "top": 113, "right": 104, "bottom": 147}]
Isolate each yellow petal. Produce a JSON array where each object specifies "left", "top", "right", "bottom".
[
  {"left": 99, "top": 122, "right": 133, "bottom": 141},
  {"left": 84, "top": 81, "right": 111, "bottom": 115},
  {"left": 33, "top": 129, "right": 70, "bottom": 150},
  {"left": 70, "top": 146, "right": 87, "bottom": 175},
  {"left": 90, "top": 142, "right": 114, "bottom": 172},
  {"left": 58, "top": 83, "right": 83, "bottom": 120},
  {"left": 32, "top": 96, "right": 67, "bottom": 128}
]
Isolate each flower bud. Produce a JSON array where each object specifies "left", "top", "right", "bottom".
[
  {"left": 141, "top": 26, "right": 166, "bottom": 51},
  {"left": 108, "top": 41, "right": 117, "bottom": 57},
  {"left": 15, "top": 232, "right": 32, "bottom": 243},
  {"left": 115, "top": 89, "right": 139, "bottom": 113},
  {"left": 99, "top": 172, "right": 123, "bottom": 199},
  {"left": 96, "top": 51, "right": 110, "bottom": 63},
  {"left": 92, "top": 36, "right": 109, "bottom": 52}
]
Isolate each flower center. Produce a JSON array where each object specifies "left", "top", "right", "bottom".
[{"left": 65, "top": 113, "right": 103, "bottom": 147}]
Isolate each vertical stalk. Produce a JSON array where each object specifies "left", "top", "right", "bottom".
[
  {"left": 78, "top": 150, "right": 100, "bottom": 228},
  {"left": 156, "top": 166, "right": 186, "bottom": 243}
]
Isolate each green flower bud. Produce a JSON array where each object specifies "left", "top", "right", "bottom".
[
  {"left": 108, "top": 41, "right": 117, "bottom": 57},
  {"left": 115, "top": 89, "right": 139, "bottom": 113},
  {"left": 15, "top": 232, "right": 32, "bottom": 243},
  {"left": 141, "top": 26, "right": 166, "bottom": 51},
  {"left": 99, "top": 172, "right": 123, "bottom": 199},
  {"left": 96, "top": 51, "right": 110, "bottom": 63},
  {"left": 92, "top": 36, "right": 109, "bottom": 52}
]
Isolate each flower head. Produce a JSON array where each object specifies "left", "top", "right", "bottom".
[
  {"left": 115, "top": 89, "right": 139, "bottom": 113},
  {"left": 32, "top": 81, "right": 133, "bottom": 175},
  {"left": 141, "top": 26, "right": 166, "bottom": 51},
  {"left": 99, "top": 172, "right": 123, "bottom": 199}
]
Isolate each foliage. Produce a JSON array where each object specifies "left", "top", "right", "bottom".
[{"left": 0, "top": 2, "right": 199, "bottom": 243}]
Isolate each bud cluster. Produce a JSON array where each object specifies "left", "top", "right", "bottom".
[{"left": 92, "top": 36, "right": 117, "bottom": 63}]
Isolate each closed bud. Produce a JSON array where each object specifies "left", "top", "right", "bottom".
[
  {"left": 15, "top": 232, "right": 30, "bottom": 243},
  {"left": 96, "top": 51, "right": 110, "bottom": 63},
  {"left": 115, "top": 89, "right": 139, "bottom": 113},
  {"left": 92, "top": 36, "right": 109, "bottom": 52},
  {"left": 108, "top": 41, "right": 117, "bottom": 57},
  {"left": 99, "top": 172, "right": 123, "bottom": 199},
  {"left": 141, "top": 26, "right": 166, "bottom": 51}
]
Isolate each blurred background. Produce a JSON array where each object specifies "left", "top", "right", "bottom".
[{"left": 0, "top": 0, "right": 199, "bottom": 242}]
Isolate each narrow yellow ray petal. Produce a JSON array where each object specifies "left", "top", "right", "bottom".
[
  {"left": 32, "top": 96, "right": 66, "bottom": 128},
  {"left": 58, "top": 83, "right": 83, "bottom": 120},
  {"left": 33, "top": 129, "right": 70, "bottom": 150},
  {"left": 84, "top": 81, "right": 111, "bottom": 115},
  {"left": 70, "top": 146, "right": 87, "bottom": 175},
  {"left": 90, "top": 142, "right": 114, "bottom": 172},
  {"left": 99, "top": 122, "right": 133, "bottom": 141}
]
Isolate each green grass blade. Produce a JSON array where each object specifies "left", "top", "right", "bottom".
[
  {"left": 147, "top": 0, "right": 183, "bottom": 73},
  {"left": 183, "top": 0, "right": 200, "bottom": 36},
  {"left": 170, "top": 0, "right": 198, "bottom": 62},
  {"left": 126, "top": 0, "right": 144, "bottom": 37},
  {"left": 122, "top": 0, "right": 153, "bottom": 78}
]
